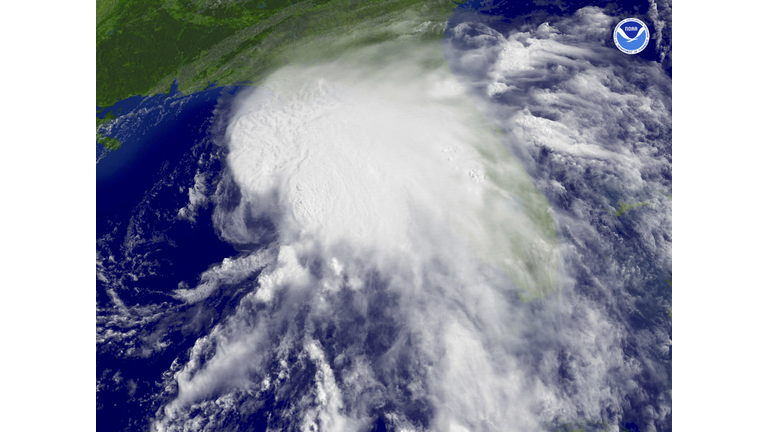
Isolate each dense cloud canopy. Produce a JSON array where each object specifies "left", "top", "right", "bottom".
[{"left": 97, "top": 3, "right": 671, "bottom": 432}]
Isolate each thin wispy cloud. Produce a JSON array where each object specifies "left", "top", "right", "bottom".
[{"left": 96, "top": 5, "right": 672, "bottom": 432}]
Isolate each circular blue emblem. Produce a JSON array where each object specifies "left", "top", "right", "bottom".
[{"left": 613, "top": 18, "right": 650, "bottom": 55}]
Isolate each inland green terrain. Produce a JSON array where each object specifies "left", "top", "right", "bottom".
[
  {"left": 96, "top": 0, "right": 461, "bottom": 109},
  {"left": 95, "top": 0, "right": 562, "bottom": 303}
]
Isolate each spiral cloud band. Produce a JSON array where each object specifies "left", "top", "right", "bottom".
[{"left": 151, "top": 5, "right": 671, "bottom": 432}]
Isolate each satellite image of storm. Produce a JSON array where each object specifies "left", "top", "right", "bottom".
[{"left": 95, "top": 0, "right": 672, "bottom": 431}]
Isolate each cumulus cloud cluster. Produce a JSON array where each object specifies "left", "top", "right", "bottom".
[
  {"left": 444, "top": 5, "right": 672, "bottom": 430},
  {"left": 151, "top": 6, "right": 671, "bottom": 432},
  {"left": 444, "top": 7, "right": 671, "bottom": 297}
]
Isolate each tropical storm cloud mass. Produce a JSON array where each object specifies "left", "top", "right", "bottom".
[{"left": 96, "top": 2, "right": 671, "bottom": 432}]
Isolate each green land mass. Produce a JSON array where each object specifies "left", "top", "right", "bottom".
[
  {"left": 97, "top": 134, "right": 123, "bottom": 151},
  {"left": 666, "top": 279, "right": 671, "bottom": 318},
  {"left": 96, "top": 111, "right": 121, "bottom": 150},
  {"left": 547, "top": 421, "right": 613, "bottom": 432},
  {"left": 612, "top": 200, "right": 652, "bottom": 217},
  {"left": 95, "top": 0, "right": 561, "bottom": 303},
  {"left": 97, "top": 0, "right": 462, "bottom": 107},
  {"left": 96, "top": 0, "right": 463, "bottom": 149}
]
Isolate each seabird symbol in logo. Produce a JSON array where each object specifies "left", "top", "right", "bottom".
[{"left": 613, "top": 18, "right": 649, "bottom": 54}]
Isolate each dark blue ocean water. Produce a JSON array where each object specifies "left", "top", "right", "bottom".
[
  {"left": 97, "top": 83, "right": 253, "bottom": 431},
  {"left": 456, "top": 0, "right": 671, "bottom": 75},
  {"left": 97, "top": 3, "right": 671, "bottom": 431},
  {"left": 97, "top": 83, "right": 243, "bottom": 303},
  {"left": 449, "top": 3, "right": 672, "bottom": 431}
]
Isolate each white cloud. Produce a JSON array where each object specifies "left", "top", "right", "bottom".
[
  {"left": 152, "top": 6, "right": 671, "bottom": 431},
  {"left": 178, "top": 172, "right": 210, "bottom": 223},
  {"left": 443, "top": 6, "right": 671, "bottom": 430},
  {"left": 173, "top": 248, "right": 274, "bottom": 303}
]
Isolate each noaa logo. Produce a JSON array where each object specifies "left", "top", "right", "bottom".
[{"left": 613, "top": 18, "right": 649, "bottom": 54}]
